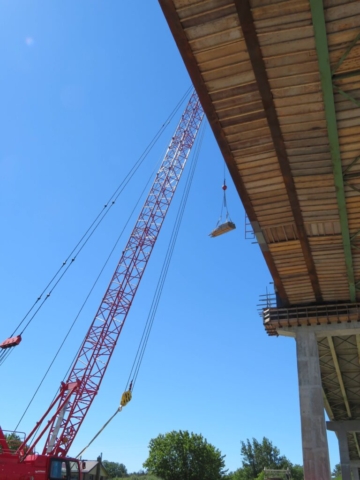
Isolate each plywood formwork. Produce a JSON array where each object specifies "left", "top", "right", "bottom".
[
  {"left": 160, "top": 0, "right": 354, "bottom": 305},
  {"left": 159, "top": 0, "right": 360, "bottom": 462}
]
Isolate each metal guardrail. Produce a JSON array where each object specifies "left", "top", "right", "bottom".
[{"left": 262, "top": 303, "right": 360, "bottom": 335}]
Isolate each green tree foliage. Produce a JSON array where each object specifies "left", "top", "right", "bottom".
[
  {"left": 240, "top": 437, "right": 288, "bottom": 478},
  {"left": 255, "top": 473, "right": 265, "bottom": 480},
  {"left": 113, "top": 476, "right": 161, "bottom": 480},
  {"left": 290, "top": 464, "right": 304, "bottom": 480},
  {"left": 143, "top": 430, "right": 226, "bottom": 480},
  {"left": 226, "top": 469, "right": 254, "bottom": 480},
  {"left": 4, "top": 433, "right": 23, "bottom": 452},
  {"left": 226, "top": 438, "right": 303, "bottom": 480},
  {"left": 332, "top": 463, "right": 342, "bottom": 479},
  {"left": 103, "top": 460, "right": 128, "bottom": 478}
]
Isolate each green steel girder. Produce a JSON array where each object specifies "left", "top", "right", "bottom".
[
  {"left": 334, "top": 86, "right": 360, "bottom": 109},
  {"left": 334, "top": 70, "right": 360, "bottom": 81},
  {"left": 343, "top": 153, "right": 360, "bottom": 198},
  {"left": 332, "top": 30, "right": 360, "bottom": 75},
  {"left": 345, "top": 181, "right": 360, "bottom": 195},
  {"left": 309, "top": 0, "right": 356, "bottom": 301},
  {"left": 351, "top": 228, "right": 360, "bottom": 242},
  {"left": 344, "top": 155, "right": 360, "bottom": 176}
]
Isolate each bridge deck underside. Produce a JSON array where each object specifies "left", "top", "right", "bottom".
[{"left": 159, "top": 0, "right": 360, "bottom": 461}]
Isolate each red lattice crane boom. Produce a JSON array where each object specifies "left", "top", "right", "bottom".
[
  {"left": 1, "top": 90, "right": 203, "bottom": 480},
  {"left": 31, "top": 90, "right": 203, "bottom": 459}
]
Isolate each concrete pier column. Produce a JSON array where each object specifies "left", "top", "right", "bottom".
[
  {"left": 337, "top": 429, "right": 351, "bottom": 480},
  {"left": 296, "top": 329, "right": 331, "bottom": 480},
  {"left": 328, "top": 423, "right": 360, "bottom": 480},
  {"left": 352, "top": 466, "right": 360, "bottom": 480}
]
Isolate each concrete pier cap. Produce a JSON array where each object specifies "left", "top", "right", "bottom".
[{"left": 276, "top": 321, "right": 360, "bottom": 339}]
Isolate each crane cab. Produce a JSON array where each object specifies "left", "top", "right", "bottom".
[{"left": 49, "top": 458, "right": 81, "bottom": 480}]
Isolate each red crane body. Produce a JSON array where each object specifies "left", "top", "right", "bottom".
[{"left": 0, "top": 91, "right": 204, "bottom": 480}]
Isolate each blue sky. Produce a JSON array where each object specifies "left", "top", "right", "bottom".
[{"left": 0, "top": 0, "right": 339, "bottom": 474}]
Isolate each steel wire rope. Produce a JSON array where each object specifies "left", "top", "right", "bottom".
[
  {"left": 18, "top": 132, "right": 180, "bottom": 447},
  {"left": 0, "top": 349, "right": 11, "bottom": 368},
  {"left": 132, "top": 124, "right": 205, "bottom": 388},
  {"left": 14, "top": 144, "right": 169, "bottom": 432},
  {"left": 216, "top": 164, "right": 231, "bottom": 226},
  {"left": 125, "top": 121, "right": 206, "bottom": 392},
  {"left": 57, "top": 116, "right": 182, "bottom": 388},
  {"left": 74, "top": 121, "right": 206, "bottom": 459},
  {"left": 0, "top": 86, "right": 192, "bottom": 367},
  {"left": 5, "top": 85, "right": 192, "bottom": 339}
]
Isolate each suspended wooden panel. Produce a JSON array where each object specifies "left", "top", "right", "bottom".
[{"left": 209, "top": 221, "right": 236, "bottom": 238}]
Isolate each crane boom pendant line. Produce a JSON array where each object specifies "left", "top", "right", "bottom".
[{"left": 37, "top": 90, "right": 204, "bottom": 457}]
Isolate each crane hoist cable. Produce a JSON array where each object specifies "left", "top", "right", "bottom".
[
  {"left": 14, "top": 151, "right": 166, "bottom": 431},
  {"left": 208, "top": 168, "right": 236, "bottom": 238},
  {"left": 13, "top": 89, "right": 200, "bottom": 434},
  {"left": 12, "top": 90, "right": 203, "bottom": 459},
  {"left": 76, "top": 386, "right": 134, "bottom": 459},
  {"left": 0, "top": 86, "right": 192, "bottom": 367},
  {"left": 14, "top": 144, "right": 168, "bottom": 428},
  {"left": 1, "top": 85, "right": 192, "bottom": 353},
  {"left": 74, "top": 121, "right": 206, "bottom": 460},
  {"left": 76, "top": 406, "right": 122, "bottom": 459},
  {"left": 126, "top": 121, "right": 206, "bottom": 392}
]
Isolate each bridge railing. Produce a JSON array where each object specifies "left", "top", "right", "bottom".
[{"left": 262, "top": 303, "right": 360, "bottom": 335}]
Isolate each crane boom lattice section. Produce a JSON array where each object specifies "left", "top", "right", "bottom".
[{"left": 43, "top": 90, "right": 204, "bottom": 456}]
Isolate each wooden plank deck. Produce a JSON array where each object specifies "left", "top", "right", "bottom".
[{"left": 159, "top": 0, "right": 360, "bottom": 461}]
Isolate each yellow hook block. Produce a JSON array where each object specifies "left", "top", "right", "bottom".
[{"left": 120, "top": 390, "right": 132, "bottom": 407}]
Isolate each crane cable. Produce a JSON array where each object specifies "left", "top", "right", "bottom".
[
  {"left": 76, "top": 408, "right": 121, "bottom": 459},
  {"left": 75, "top": 122, "right": 206, "bottom": 459},
  {"left": 217, "top": 165, "right": 232, "bottom": 226},
  {"left": 14, "top": 144, "right": 169, "bottom": 432},
  {"left": 13, "top": 89, "right": 196, "bottom": 433},
  {"left": 0, "top": 86, "right": 192, "bottom": 368},
  {"left": 127, "top": 121, "right": 206, "bottom": 392},
  {"left": 1, "top": 85, "right": 191, "bottom": 365}
]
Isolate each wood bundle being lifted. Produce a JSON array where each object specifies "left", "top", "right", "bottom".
[{"left": 209, "top": 221, "right": 236, "bottom": 238}]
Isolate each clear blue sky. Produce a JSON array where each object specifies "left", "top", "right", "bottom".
[{"left": 0, "top": 0, "right": 339, "bottom": 475}]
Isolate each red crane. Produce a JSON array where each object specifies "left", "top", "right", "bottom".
[{"left": 0, "top": 90, "right": 204, "bottom": 480}]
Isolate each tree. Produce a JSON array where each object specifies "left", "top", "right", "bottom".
[
  {"left": 116, "top": 476, "right": 161, "bottom": 480},
  {"left": 103, "top": 460, "right": 128, "bottom": 478},
  {"left": 143, "top": 430, "right": 226, "bottom": 480},
  {"left": 332, "top": 463, "right": 342, "bottom": 479},
  {"left": 121, "top": 476, "right": 161, "bottom": 480},
  {"left": 255, "top": 473, "right": 265, "bottom": 480},
  {"left": 230, "top": 438, "right": 303, "bottom": 480},
  {"left": 290, "top": 464, "right": 304, "bottom": 480},
  {"left": 4, "top": 433, "right": 24, "bottom": 452},
  {"left": 225, "top": 469, "right": 249, "bottom": 480},
  {"left": 240, "top": 437, "right": 288, "bottom": 479}
]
